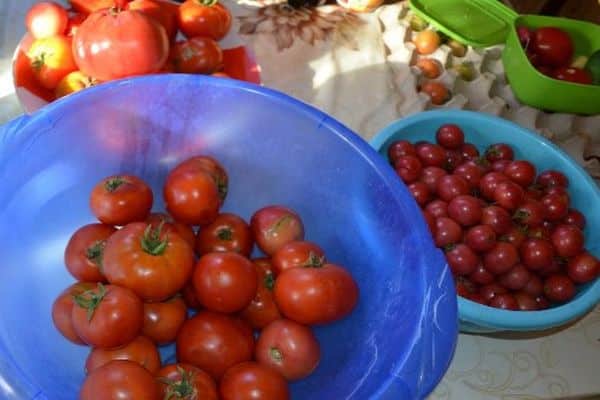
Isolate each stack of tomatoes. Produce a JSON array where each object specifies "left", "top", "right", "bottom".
[
  {"left": 388, "top": 124, "right": 599, "bottom": 311},
  {"left": 24, "top": 0, "right": 232, "bottom": 101},
  {"left": 52, "top": 155, "right": 359, "bottom": 399}
]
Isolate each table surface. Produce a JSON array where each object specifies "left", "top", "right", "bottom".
[{"left": 2, "top": 1, "right": 600, "bottom": 399}]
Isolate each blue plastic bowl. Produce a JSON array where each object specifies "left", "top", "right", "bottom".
[
  {"left": 0, "top": 75, "right": 457, "bottom": 399},
  {"left": 371, "top": 110, "right": 600, "bottom": 333}
]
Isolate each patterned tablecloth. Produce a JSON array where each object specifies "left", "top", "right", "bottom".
[{"left": 2, "top": 1, "right": 600, "bottom": 399}]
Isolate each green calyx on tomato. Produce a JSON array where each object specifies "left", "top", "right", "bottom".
[
  {"left": 72, "top": 283, "right": 107, "bottom": 321},
  {"left": 86, "top": 240, "right": 107, "bottom": 270},
  {"left": 264, "top": 273, "right": 275, "bottom": 291},
  {"left": 443, "top": 243, "right": 456, "bottom": 253},
  {"left": 141, "top": 223, "right": 169, "bottom": 256},
  {"left": 31, "top": 52, "right": 49, "bottom": 71},
  {"left": 301, "top": 251, "right": 325, "bottom": 268},
  {"left": 217, "top": 227, "right": 233, "bottom": 241},
  {"left": 269, "top": 347, "right": 283, "bottom": 362},
  {"left": 160, "top": 366, "right": 197, "bottom": 400},
  {"left": 196, "top": 0, "right": 219, "bottom": 7},
  {"left": 104, "top": 176, "right": 125, "bottom": 192}
]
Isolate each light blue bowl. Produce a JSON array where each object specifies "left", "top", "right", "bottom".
[{"left": 371, "top": 110, "right": 600, "bottom": 333}]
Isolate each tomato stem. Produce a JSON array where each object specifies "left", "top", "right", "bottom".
[
  {"left": 86, "top": 240, "right": 107, "bottom": 272},
  {"left": 160, "top": 366, "right": 197, "bottom": 399},
  {"left": 301, "top": 251, "right": 325, "bottom": 268},
  {"left": 264, "top": 272, "right": 275, "bottom": 291},
  {"left": 270, "top": 347, "right": 284, "bottom": 362},
  {"left": 196, "top": 0, "right": 219, "bottom": 7},
  {"left": 141, "top": 222, "right": 169, "bottom": 256},
  {"left": 72, "top": 283, "right": 106, "bottom": 322},
  {"left": 217, "top": 227, "right": 233, "bottom": 241},
  {"left": 104, "top": 176, "right": 125, "bottom": 192}
]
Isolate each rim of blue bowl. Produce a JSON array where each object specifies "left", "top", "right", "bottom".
[
  {"left": 3, "top": 74, "right": 457, "bottom": 398},
  {"left": 371, "top": 109, "right": 600, "bottom": 331}
]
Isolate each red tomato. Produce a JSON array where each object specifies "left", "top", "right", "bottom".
[
  {"left": 25, "top": 2, "right": 68, "bottom": 39},
  {"left": 80, "top": 360, "right": 161, "bottom": 400},
  {"left": 195, "top": 213, "right": 254, "bottom": 256},
  {"left": 465, "top": 224, "right": 496, "bottom": 253},
  {"left": 387, "top": 140, "right": 416, "bottom": 164},
  {"left": 250, "top": 206, "right": 305, "bottom": 256},
  {"left": 469, "top": 264, "right": 494, "bottom": 285},
  {"left": 499, "top": 226, "right": 527, "bottom": 249},
  {"left": 551, "top": 224, "right": 584, "bottom": 258},
  {"left": 274, "top": 263, "right": 359, "bottom": 325},
  {"left": 552, "top": 67, "right": 593, "bottom": 84},
  {"left": 499, "top": 264, "right": 531, "bottom": 291},
  {"left": 169, "top": 156, "right": 229, "bottom": 205},
  {"left": 446, "top": 244, "right": 479, "bottom": 276},
  {"left": 434, "top": 216, "right": 462, "bottom": 247},
  {"left": 171, "top": 37, "right": 224, "bottom": 74},
  {"left": 489, "top": 293, "right": 518, "bottom": 310},
  {"left": 272, "top": 241, "right": 326, "bottom": 276},
  {"left": 66, "top": 13, "right": 87, "bottom": 37},
  {"left": 537, "top": 170, "right": 569, "bottom": 188},
  {"left": 193, "top": 252, "right": 257, "bottom": 313},
  {"left": 435, "top": 124, "right": 465, "bottom": 150},
  {"left": 178, "top": 0, "right": 232, "bottom": 41},
  {"left": 504, "top": 160, "right": 536, "bottom": 187},
  {"left": 64, "top": 223, "right": 116, "bottom": 282},
  {"left": 89, "top": 174, "right": 153, "bottom": 226},
  {"left": 532, "top": 27, "right": 573, "bottom": 68},
  {"left": 103, "top": 222, "right": 195, "bottom": 302},
  {"left": 51, "top": 282, "right": 96, "bottom": 344},
  {"left": 72, "top": 7, "right": 169, "bottom": 81},
  {"left": 454, "top": 161, "right": 485, "bottom": 189},
  {"left": 564, "top": 208, "right": 586, "bottom": 230},
  {"left": 420, "top": 166, "right": 447, "bottom": 192},
  {"left": 129, "top": 0, "right": 178, "bottom": 42},
  {"left": 27, "top": 36, "right": 77, "bottom": 90},
  {"left": 483, "top": 242, "right": 519, "bottom": 275},
  {"left": 485, "top": 143, "right": 514, "bottom": 163},
  {"left": 146, "top": 212, "right": 196, "bottom": 248},
  {"left": 255, "top": 319, "right": 320, "bottom": 381},
  {"left": 513, "top": 291, "right": 539, "bottom": 310},
  {"left": 71, "top": 284, "right": 144, "bottom": 349},
  {"left": 481, "top": 205, "right": 512, "bottom": 235},
  {"left": 520, "top": 238, "right": 555, "bottom": 271},
  {"left": 85, "top": 335, "right": 161, "bottom": 374},
  {"left": 447, "top": 195, "right": 482, "bottom": 227},
  {"left": 240, "top": 258, "right": 282, "bottom": 329},
  {"left": 220, "top": 362, "right": 290, "bottom": 400},
  {"left": 513, "top": 200, "right": 545, "bottom": 227},
  {"left": 425, "top": 199, "right": 448, "bottom": 219},
  {"left": 394, "top": 155, "right": 422, "bottom": 183},
  {"left": 415, "top": 143, "right": 446, "bottom": 168},
  {"left": 541, "top": 193, "right": 569, "bottom": 221},
  {"left": 436, "top": 175, "right": 469, "bottom": 202},
  {"left": 158, "top": 363, "right": 219, "bottom": 400},
  {"left": 461, "top": 143, "right": 480, "bottom": 161},
  {"left": 544, "top": 274, "right": 575, "bottom": 302},
  {"left": 176, "top": 311, "right": 255, "bottom": 380},
  {"left": 142, "top": 296, "right": 188, "bottom": 345},
  {"left": 567, "top": 252, "right": 599, "bottom": 284},
  {"left": 493, "top": 181, "right": 524, "bottom": 210}
]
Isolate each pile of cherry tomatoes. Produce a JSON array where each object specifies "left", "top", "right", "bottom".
[
  {"left": 388, "top": 124, "right": 599, "bottom": 311},
  {"left": 24, "top": 0, "right": 232, "bottom": 101},
  {"left": 52, "top": 155, "right": 359, "bottom": 399}
]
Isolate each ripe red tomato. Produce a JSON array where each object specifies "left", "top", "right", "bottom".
[
  {"left": 250, "top": 206, "right": 305, "bottom": 255},
  {"left": 454, "top": 161, "right": 485, "bottom": 188},
  {"left": 85, "top": 335, "right": 161, "bottom": 374},
  {"left": 416, "top": 143, "right": 446, "bottom": 167},
  {"left": 552, "top": 67, "right": 593, "bottom": 84},
  {"left": 394, "top": 155, "right": 422, "bottom": 183},
  {"left": 499, "top": 264, "right": 531, "bottom": 291},
  {"left": 220, "top": 362, "right": 290, "bottom": 400},
  {"left": 523, "top": 275, "right": 544, "bottom": 297},
  {"left": 489, "top": 293, "right": 518, "bottom": 310},
  {"left": 90, "top": 175, "right": 153, "bottom": 226},
  {"left": 169, "top": 156, "right": 229, "bottom": 205},
  {"left": 129, "top": 0, "right": 178, "bottom": 42},
  {"left": 420, "top": 166, "right": 447, "bottom": 192},
  {"left": 68, "top": 0, "right": 115, "bottom": 14},
  {"left": 142, "top": 296, "right": 188, "bottom": 345},
  {"left": 272, "top": 241, "right": 326, "bottom": 276},
  {"left": 465, "top": 224, "right": 496, "bottom": 252},
  {"left": 193, "top": 252, "right": 257, "bottom": 313},
  {"left": 446, "top": 244, "right": 479, "bottom": 276},
  {"left": 419, "top": 81, "right": 449, "bottom": 105},
  {"left": 485, "top": 143, "right": 514, "bottom": 163},
  {"left": 72, "top": 7, "right": 169, "bottom": 81},
  {"left": 434, "top": 216, "right": 462, "bottom": 247},
  {"left": 171, "top": 38, "right": 224, "bottom": 74},
  {"left": 158, "top": 363, "right": 219, "bottom": 400},
  {"left": 469, "top": 264, "right": 494, "bottom": 285},
  {"left": 532, "top": 27, "right": 573, "bottom": 68},
  {"left": 537, "top": 170, "right": 569, "bottom": 188},
  {"left": 493, "top": 181, "right": 524, "bottom": 210},
  {"left": 408, "top": 181, "right": 431, "bottom": 206},
  {"left": 80, "top": 360, "right": 161, "bottom": 400},
  {"left": 567, "top": 252, "right": 599, "bottom": 284},
  {"left": 564, "top": 208, "right": 586, "bottom": 230},
  {"left": 240, "top": 258, "right": 282, "bottom": 329},
  {"left": 513, "top": 200, "right": 545, "bottom": 227},
  {"left": 541, "top": 193, "right": 569, "bottom": 221},
  {"left": 387, "top": 140, "right": 416, "bottom": 164},
  {"left": 28, "top": 36, "right": 77, "bottom": 90},
  {"left": 480, "top": 283, "right": 507, "bottom": 303},
  {"left": 195, "top": 213, "right": 254, "bottom": 257},
  {"left": 71, "top": 284, "right": 144, "bottom": 349},
  {"left": 483, "top": 242, "right": 519, "bottom": 275},
  {"left": 504, "top": 160, "right": 536, "bottom": 187},
  {"left": 481, "top": 205, "right": 512, "bottom": 235},
  {"left": 513, "top": 291, "right": 539, "bottom": 310},
  {"left": 178, "top": 0, "right": 232, "bottom": 41},
  {"left": 499, "top": 226, "right": 527, "bottom": 249},
  {"left": 435, "top": 124, "right": 465, "bottom": 150},
  {"left": 461, "top": 143, "right": 480, "bottom": 161},
  {"left": 425, "top": 199, "right": 448, "bottom": 218},
  {"left": 520, "top": 238, "right": 554, "bottom": 271},
  {"left": 103, "top": 222, "right": 195, "bottom": 302},
  {"left": 64, "top": 223, "right": 116, "bottom": 282},
  {"left": 52, "top": 282, "right": 96, "bottom": 344},
  {"left": 146, "top": 212, "right": 196, "bottom": 248},
  {"left": 447, "top": 195, "right": 482, "bottom": 227},
  {"left": 436, "top": 174, "right": 470, "bottom": 202},
  {"left": 551, "top": 224, "right": 584, "bottom": 258},
  {"left": 25, "top": 2, "right": 68, "bottom": 39},
  {"left": 255, "top": 319, "right": 320, "bottom": 381},
  {"left": 274, "top": 263, "right": 359, "bottom": 325},
  {"left": 544, "top": 274, "right": 575, "bottom": 302},
  {"left": 176, "top": 311, "right": 254, "bottom": 380},
  {"left": 479, "top": 172, "right": 509, "bottom": 201}
]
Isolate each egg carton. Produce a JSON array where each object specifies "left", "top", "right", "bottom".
[{"left": 377, "top": 3, "right": 600, "bottom": 182}]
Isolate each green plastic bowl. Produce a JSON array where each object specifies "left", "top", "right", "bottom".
[{"left": 503, "top": 15, "right": 600, "bottom": 115}]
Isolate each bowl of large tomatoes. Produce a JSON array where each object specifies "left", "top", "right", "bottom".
[
  {"left": 0, "top": 75, "right": 457, "bottom": 399},
  {"left": 13, "top": 0, "right": 261, "bottom": 114},
  {"left": 371, "top": 110, "right": 600, "bottom": 333}
]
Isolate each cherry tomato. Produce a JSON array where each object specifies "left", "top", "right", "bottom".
[
  {"left": 499, "top": 226, "right": 527, "bottom": 249},
  {"left": 523, "top": 275, "right": 544, "bottom": 297},
  {"left": 461, "top": 143, "right": 480, "bottom": 161},
  {"left": 504, "top": 160, "right": 536, "bottom": 187},
  {"left": 176, "top": 311, "right": 254, "bottom": 380},
  {"left": 520, "top": 238, "right": 554, "bottom": 271},
  {"left": 408, "top": 181, "right": 431, "bottom": 206},
  {"left": 55, "top": 70, "right": 97, "bottom": 99},
  {"left": 171, "top": 38, "right": 224, "bottom": 74},
  {"left": 240, "top": 258, "right": 282, "bottom": 329},
  {"left": 447, "top": 195, "right": 482, "bottom": 227},
  {"left": 420, "top": 166, "right": 447, "bottom": 192},
  {"left": 178, "top": 0, "right": 232, "bottom": 41},
  {"left": 27, "top": 36, "right": 77, "bottom": 90},
  {"left": 535, "top": 295, "right": 550, "bottom": 309},
  {"left": 416, "top": 58, "right": 442, "bottom": 79},
  {"left": 454, "top": 161, "right": 485, "bottom": 189},
  {"left": 25, "top": 2, "right": 68, "bottom": 39},
  {"left": 493, "top": 181, "right": 524, "bottom": 210},
  {"left": 129, "top": 0, "right": 178, "bottom": 42},
  {"left": 64, "top": 223, "right": 116, "bottom": 282},
  {"left": 513, "top": 291, "right": 538, "bottom": 310},
  {"left": 436, "top": 124, "right": 465, "bottom": 150},
  {"left": 425, "top": 199, "right": 448, "bottom": 218},
  {"left": 538, "top": 258, "right": 562, "bottom": 278},
  {"left": 485, "top": 143, "right": 514, "bottom": 163},
  {"left": 271, "top": 241, "right": 326, "bottom": 276},
  {"left": 52, "top": 282, "right": 96, "bottom": 344},
  {"left": 90, "top": 175, "right": 153, "bottom": 226},
  {"left": 489, "top": 293, "right": 518, "bottom": 310},
  {"left": 553, "top": 66, "right": 593, "bottom": 84},
  {"left": 387, "top": 140, "right": 416, "bottom": 164},
  {"left": 484, "top": 242, "right": 519, "bottom": 275},
  {"left": 544, "top": 274, "right": 575, "bottom": 302},
  {"left": 71, "top": 284, "right": 144, "bottom": 349},
  {"left": 195, "top": 213, "right": 253, "bottom": 257},
  {"left": 85, "top": 335, "right": 161, "bottom": 374},
  {"left": 492, "top": 160, "right": 511, "bottom": 173},
  {"left": 103, "top": 222, "right": 195, "bottom": 302},
  {"left": 455, "top": 276, "right": 477, "bottom": 297},
  {"left": 220, "top": 363, "right": 289, "bottom": 400},
  {"left": 193, "top": 252, "right": 257, "bottom": 313},
  {"left": 142, "top": 296, "right": 188, "bottom": 345},
  {"left": 551, "top": 224, "right": 584, "bottom": 258},
  {"left": 434, "top": 216, "right": 462, "bottom": 247},
  {"left": 146, "top": 212, "right": 196, "bottom": 248},
  {"left": 532, "top": 27, "right": 573, "bottom": 67},
  {"left": 274, "top": 263, "right": 359, "bottom": 325},
  {"left": 469, "top": 265, "right": 494, "bottom": 285},
  {"left": 567, "top": 252, "right": 599, "bottom": 284},
  {"left": 413, "top": 30, "right": 440, "bottom": 55},
  {"left": 158, "top": 363, "right": 218, "bottom": 400},
  {"left": 513, "top": 199, "right": 544, "bottom": 227},
  {"left": 564, "top": 209, "right": 586, "bottom": 230},
  {"left": 80, "top": 360, "right": 161, "bottom": 400},
  {"left": 168, "top": 156, "right": 229, "bottom": 206},
  {"left": 436, "top": 174, "right": 469, "bottom": 202},
  {"left": 446, "top": 244, "right": 479, "bottom": 275},
  {"left": 419, "top": 81, "right": 450, "bottom": 105},
  {"left": 517, "top": 26, "right": 532, "bottom": 47},
  {"left": 73, "top": 7, "right": 169, "bottom": 81},
  {"left": 541, "top": 193, "right": 569, "bottom": 221},
  {"left": 481, "top": 205, "right": 512, "bottom": 235},
  {"left": 480, "top": 283, "right": 507, "bottom": 303},
  {"left": 255, "top": 319, "right": 320, "bottom": 381},
  {"left": 250, "top": 205, "right": 305, "bottom": 256},
  {"left": 394, "top": 155, "right": 422, "bottom": 183},
  {"left": 537, "top": 170, "right": 569, "bottom": 188},
  {"left": 545, "top": 185, "right": 570, "bottom": 204},
  {"left": 444, "top": 149, "right": 464, "bottom": 172},
  {"left": 479, "top": 172, "right": 509, "bottom": 201},
  {"left": 465, "top": 224, "right": 496, "bottom": 252},
  {"left": 499, "top": 264, "right": 531, "bottom": 291},
  {"left": 415, "top": 143, "right": 446, "bottom": 167}
]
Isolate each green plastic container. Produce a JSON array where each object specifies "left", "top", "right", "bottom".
[{"left": 409, "top": 0, "right": 600, "bottom": 115}]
